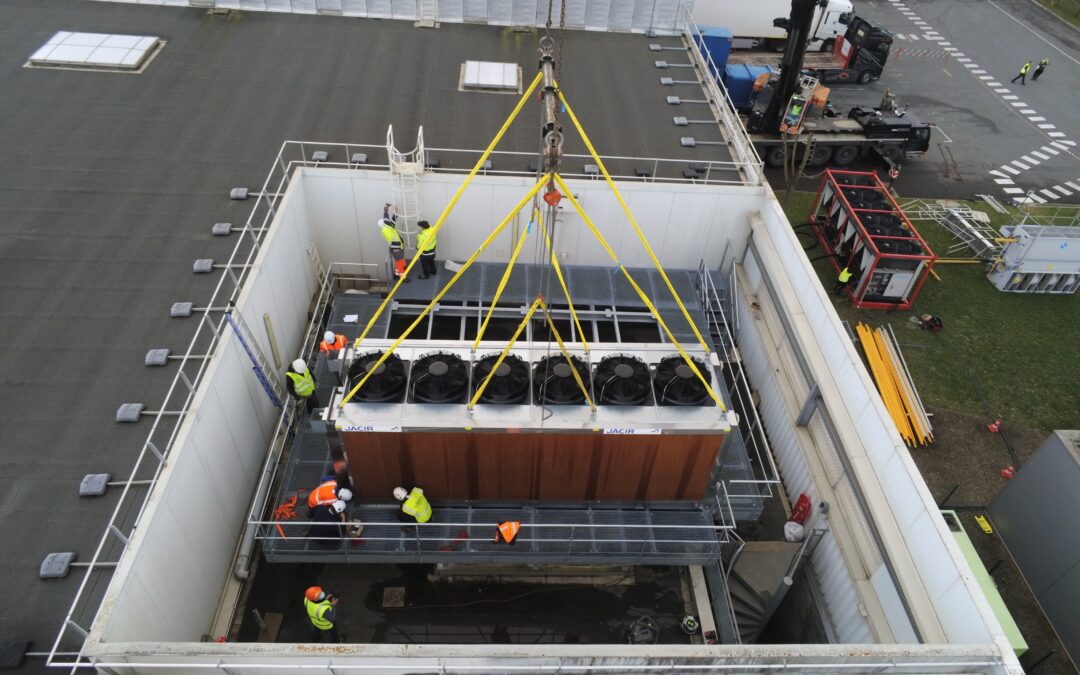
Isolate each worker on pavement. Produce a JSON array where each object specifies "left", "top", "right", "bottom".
[
  {"left": 1011, "top": 61, "right": 1031, "bottom": 85},
  {"left": 833, "top": 266, "right": 853, "bottom": 297},
  {"left": 286, "top": 358, "right": 320, "bottom": 413},
  {"left": 1033, "top": 58, "right": 1049, "bottom": 81},
  {"left": 303, "top": 586, "right": 342, "bottom": 643},
  {"left": 308, "top": 477, "right": 353, "bottom": 515},
  {"left": 319, "top": 330, "right": 347, "bottom": 353},
  {"left": 393, "top": 486, "right": 432, "bottom": 523},
  {"left": 416, "top": 220, "right": 437, "bottom": 279},
  {"left": 379, "top": 204, "right": 407, "bottom": 281},
  {"left": 308, "top": 499, "right": 347, "bottom": 549}
]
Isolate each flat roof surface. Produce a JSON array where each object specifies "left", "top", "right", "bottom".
[{"left": 0, "top": 0, "right": 733, "bottom": 665}]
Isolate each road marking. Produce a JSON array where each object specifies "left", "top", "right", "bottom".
[
  {"left": 942, "top": 68, "right": 952, "bottom": 77},
  {"left": 1012, "top": 160, "right": 1031, "bottom": 170},
  {"left": 1062, "top": 140, "right": 1076, "bottom": 146},
  {"left": 1010, "top": 101, "right": 1027, "bottom": 107},
  {"left": 994, "top": 178, "right": 1015, "bottom": 185},
  {"left": 1066, "top": 181, "right": 1080, "bottom": 191},
  {"left": 972, "top": 69, "right": 986, "bottom": 74},
  {"left": 1048, "top": 131, "right": 1067, "bottom": 138},
  {"left": 987, "top": 81, "right": 1003, "bottom": 86},
  {"left": 1029, "top": 193, "right": 1047, "bottom": 203},
  {"left": 1030, "top": 151, "right": 1050, "bottom": 160},
  {"left": 943, "top": 47, "right": 959, "bottom": 52},
  {"left": 979, "top": 75, "right": 994, "bottom": 80},
  {"left": 1053, "top": 185, "right": 1073, "bottom": 196},
  {"left": 994, "top": 87, "right": 1010, "bottom": 93},
  {"left": 1003, "top": 187, "right": 1025, "bottom": 194},
  {"left": 1041, "top": 145, "right": 1058, "bottom": 154},
  {"left": 909, "top": 34, "right": 920, "bottom": 41},
  {"left": 1052, "top": 141, "right": 1071, "bottom": 149},
  {"left": 1030, "top": 116, "right": 1046, "bottom": 122},
  {"left": 1021, "top": 155, "right": 1041, "bottom": 165},
  {"left": 957, "top": 57, "right": 973, "bottom": 63},
  {"left": 1001, "top": 165, "right": 1020, "bottom": 175},
  {"left": 963, "top": 63, "right": 978, "bottom": 68},
  {"left": 1020, "top": 109, "right": 1037, "bottom": 115},
  {"left": 1038, "top": 123, "right": 1056, "bottom": 129},
  {"left": 1040, "top": 188, "right": 1059, "bottom": 199},
  {"left": 1002, "top": 94, "right": 1019, "bottom": 100},
  {"left": 990, "top": 170, "right": 1008, "bottom": 177},
  {"left": 986, "top": 0, "right": 1080, "bottom": 67}
]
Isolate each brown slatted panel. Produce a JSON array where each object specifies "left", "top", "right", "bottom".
[
  {"left": 405, "top": 432, "right": 472, "bottom": 499},
  {"left": 342, "top": 432, "right": 407, "bottom": 500},
  {"left": 594, "top": 435, "right": 655, "bottom": 500},
  {"left": 680, "top": 436, "right": 722, "bottom": 500},
  {"left": 536, "top": 433, "right": 597, "bottom": 500},
  {"left": 474, "top": 432, "right": 541, "bottom": 499}
]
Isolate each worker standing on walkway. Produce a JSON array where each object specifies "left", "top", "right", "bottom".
[
  {"left": 319, "top": 331, "right": 347, "bottom": 353},
  {"left": 394, "top": 486, "right": 433, "bottom": 523},
  {"left": 379, "top": 204, "right": 407, "bottom": 280},
  {"left": 303, "top": 586, "right": 342, "bottom": 643},
  {"left": 416, "top": 220, "right": 438, "bottom": 279},
  {"left": 286, "top": 358, "right": 319, "bottom": 412},
  {"left": 1010, "top": 61, "right": 1031, "bottom": 85},
  {"left": 1032, "top": 58, "right": 1049, "bottom": 82},
  {"left": 833, "top": 266, "right": 853, "bottom": 297}
]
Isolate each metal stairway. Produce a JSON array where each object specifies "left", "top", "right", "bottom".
[
  {"left": 386, "top": 124, "right": 426, "bottom": 250},
  {"left": 262, "top": 502, "right": 726, "bottom": 565},
  {"left": 727, "top": 530, "right": 824, "bottom": 643}
]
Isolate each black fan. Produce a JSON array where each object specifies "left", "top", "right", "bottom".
[
  {"left": 472, "top": 353, "right": 530, "bottom": 405},
  {"left": 594, "top": 355, "right": 652, "bottom": 406},
  {"left": 410, "top": 351, "right": 469, "bottom": 403},
  {"left": 534, "top": 354, "right": 591, "bottom": 405},
  {"left": 654, "top": 355, "right": 713, "bottom": 406},
  {"left": 347, "top": 351, "right": 407, "bottom": 403}
]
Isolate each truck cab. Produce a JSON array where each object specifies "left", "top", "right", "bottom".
[{"left": 807, "top": 16, "right": 893, "bottom": 84}]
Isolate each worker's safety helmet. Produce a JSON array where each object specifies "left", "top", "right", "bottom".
[
  {"left": 324, "top": 330, "right": 336, "bottom": 343},
  {"left": 393, "top": 487, "right": 409, "bottom": 501},
  {"left": 305, "top": 586, "right": 325, "bottom": 602},
  {"left": 331, "top": 500, "right": 346, "bottom": 514},
  {"left": 337, "top": 488, "right": 353, "bottom": 502},
  {"left": 291, "top": 358, "right": 307, "bottom": 373}
]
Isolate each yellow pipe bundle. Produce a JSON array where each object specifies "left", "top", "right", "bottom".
[{"left": 856, "top": 323, "right": 933, "bottom": 447}]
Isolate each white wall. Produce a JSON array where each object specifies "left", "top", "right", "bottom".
[
  {"left": 300, "top": 167, "right": 761, "bottom": 274},
  {"left": 90, "top": 181, "right": 319, "bottom": 643}
]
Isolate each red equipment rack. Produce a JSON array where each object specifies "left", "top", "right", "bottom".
[{"left": 809, "top": 169, "right": 935, "bottom": 310}]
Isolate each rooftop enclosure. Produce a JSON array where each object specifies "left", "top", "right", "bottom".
[{"left": 71, "top": 141, "right": 1022, "bottom": 673}]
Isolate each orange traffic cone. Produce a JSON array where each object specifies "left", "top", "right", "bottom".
[
  {"left": 986, "top": 419, "right": 1002, "bottom": 433},
  {"left": 1001, "top": 465, "right": 1016, "bottom": 479}
]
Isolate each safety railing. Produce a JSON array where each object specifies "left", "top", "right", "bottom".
[
  {"left": 677, "top": 3, "right": 766, "bottom": 187},
  {"left": 44, "top": 139, "right": 334, "bottom": 671},
  {"left": 698, "top": 262, "right": 782, "bottom": 506},
  {"left": 278, "top": 139, "right": 760, "bottom": 187}
]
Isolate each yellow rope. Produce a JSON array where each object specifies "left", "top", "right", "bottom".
[
  {"left": 540, "top": 300, "right": 595, "bottom": 411},
  {"left": 557, "top": 89, "right": 711, "bottom": 355},
  {"left": 468, "top": 296, "right": 543, "bottom": 409},
  {"left": 472, "top": 206, "right": 536, "bottom": 351},
  {"left": 539, "top": 209, "right": 590, "bottom": 353},
  {"left": 354, "top": 70, "right": 545, "bottom": 347},
  {"left": 341, "top": 179, "right": 548, "bottom": 406},
  {"left": 553, "top": 174, "right": 724, "bottom": 410}
]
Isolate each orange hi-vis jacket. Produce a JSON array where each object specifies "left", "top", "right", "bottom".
[
  {"left": 308, "top": 480, "right": 339, "bottom": 510},
  {"left": 495, "top": 521, "right": 521, "bottom": 544},
  {"left": 320, "top": 334, "right": 347, "bottom": 353}
]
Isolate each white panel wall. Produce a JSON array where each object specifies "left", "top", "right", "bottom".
[
  {"left": 300, "top": 167, "right": 760, "bottom": 276},
  {"left": 92, "top": 182, "right": 319, "bottom": 642}
]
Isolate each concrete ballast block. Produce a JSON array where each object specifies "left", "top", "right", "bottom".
[
  {"left": 116, "top": 403, "right": 145, "bottom": 423},
  {"left": 170, "top": 302, "right": 194, "bottom": 317},
  {"left": 40, "top": 552, "right": 76, "bottom": 579},
  {"left": 145, "top": 348, "right": 171, "bottom": 366},
  {"left": 79, "top": 473, "right": 112, "bottom": 497},
  {"left": 229, "top": 187, "right": 249, "bottom": 200},
  {"left": 193, "top": 259, "right": 214, "bottom": 274},
  {"left": 211, "top": 222, "right": 233, "bottom": 236}
]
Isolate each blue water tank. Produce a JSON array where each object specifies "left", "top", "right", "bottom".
[
  {"left": 723, "top": 64, "right": 774, "bottom": 112},
  {"left": 694, "top": 26, "right": 733, "bottom": 71}
]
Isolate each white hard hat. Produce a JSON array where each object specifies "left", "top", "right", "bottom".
[
  {"left": 324, "top": 331, "right": 336, "bottom": 343},
  {"left": 393, "top": 487, "right": 408, "bottom": 501},
  {"left": 377, "top": 218, "right": 391, "bottom": 228},
  {"left": 337, "top": 488, "right": 353, "bottom": 502},
  {"left": 331, "top": 500, "right": 346, "bottom": 514},
  {"left": 291, "top": 358, "right": 307, "bottom": 373}
]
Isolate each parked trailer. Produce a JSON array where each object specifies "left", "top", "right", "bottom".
[{"left": 691, "top": 0, "right": 853, "bottom": 52}]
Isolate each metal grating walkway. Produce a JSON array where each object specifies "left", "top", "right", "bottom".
[{"left": 262, "top": 502, "right": 723, "bottom": 565}]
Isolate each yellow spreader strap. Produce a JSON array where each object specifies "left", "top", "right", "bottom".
[
  {"left": 341, "top": 178, "right": 547, "bottom": 406},
  {"left": 553, "top": 174, "right": 724, "bottom": 410},
  {"left": 468, "top": 296, "right": 543, "bottom": 409},
  {"left": 472, "top": 206, "right": 537, "bottom": 351},
  {"left": 539, "top": 301, "right": 595, "bottom": 411},
  {"left": 557, "top": 89, "right": 711, "bottom": 355},
  {"left": 539, "top": 209, "right": 590, "bottom": 353},
  {"left": 354, "top": 70, "right": 545, "bottom": 347}
]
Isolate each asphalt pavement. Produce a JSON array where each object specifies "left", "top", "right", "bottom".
[{"left": 830, "top": 0, "right": 1080, "bottom": 202}]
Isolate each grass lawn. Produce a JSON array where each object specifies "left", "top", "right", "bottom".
[
  {"left": 1032, "top": 0, "right": 1080, "bottom": 31},
  {"left": 780, "top": 191, "right": 1080, "bottom": 432}
]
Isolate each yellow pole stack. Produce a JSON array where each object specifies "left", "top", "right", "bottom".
[{"left": 855, "top": 323, "right": 933, "bottom": 447}]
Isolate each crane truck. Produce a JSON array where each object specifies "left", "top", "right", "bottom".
[{"left": 690, "top": 0, "right": 853, "bottom": 52}]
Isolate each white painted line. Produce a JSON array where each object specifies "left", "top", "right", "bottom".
[
  {"left": 1053, "top": 185, "right": 1073, "bottom": 196},
  {"left": 1003, "top": 187, "right": 1025, "bottom": 194},
  {"left": 897, "top": 34, "right": 906, "bottom": 40},
  {"left": 938, "top": 41, "right": 952, "bottom": 45},
  {"left": 1001, "top": 165, "right": 1020, "bottom": 175},
  {"left": 985, "top": 0, "right": 1080, "bottom": 68},
  {"left": 1012, "top": 160, "right": 1031, "bottom": 170},
  {"left": 979, "top": 75, "right": 994, "bottom": 80},
  {"left": 1052, "top": 141, "right": 1071, "bottom": 150},
  {"left": 1040, "top": 189, "right": 1059, "bottom": 199},
  {"left": 963, "top": 63, "right": 979, "bottom": 68},
  {"left": 972, "top": 69, "right": 986, "bottom": 74},
  {"left": 1041, "top": 145, "right": 1059, "bottom": 154},
  {"left": 987, "top": 81, "right": 1003, "bottom": 86},
  {"left": 1010, "top": 101, "right": 1027, "bottom": 107},
  {"left": 953, "top": 52, "right": 966, "bottom": 57},
  {"left": 994, "top": 178, "right": 1015, "bottom": 185},
  {"left": 1048, "top": 131, "right": 1067, "bottom": 138},
  {"left": 990, "top": 170, "right": 1008, "bottom": 178},
  {"left": 994, "top": 88, "right": 1010, "bottom": 93},
  {"left": 943, "top": 47, "right": 959, "bottom": 52},
  {"left": 1061, "top": 140, "right": 1076, "bottom": 146},
  {"left": 909, "top": 34, "right": 920, "bottom": 41},
  {"left": 1038, "top": 123, "right": 1057, "bottom": 129},
  {"left": 1029, "top": 116, "right": 1046, "bottom": 122},
  {"left": 1031, "top": 151, "right": 1050, "bottom": 160},
  {"left": 957, "top": 57, "right": 973, "bottom": 63},
  {"left": 1029, "top": 193, "right": 1047, "bottom": 204},
  {"left": 1066, "top": 181, "right": 1080, "bottom": 191},
  {"left": 1021, "top": 155, "right": 1041, "bottom": 165},
  {"left": 1020, "top": 109, "right": 1037, "bottom": 115},
  {"left": 1002, "top": 94, "right": 1019, "bottom": 100}
]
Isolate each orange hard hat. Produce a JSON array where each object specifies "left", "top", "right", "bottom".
[{"left": 305, "top": 586, "right": 324, "bottom": 602}]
